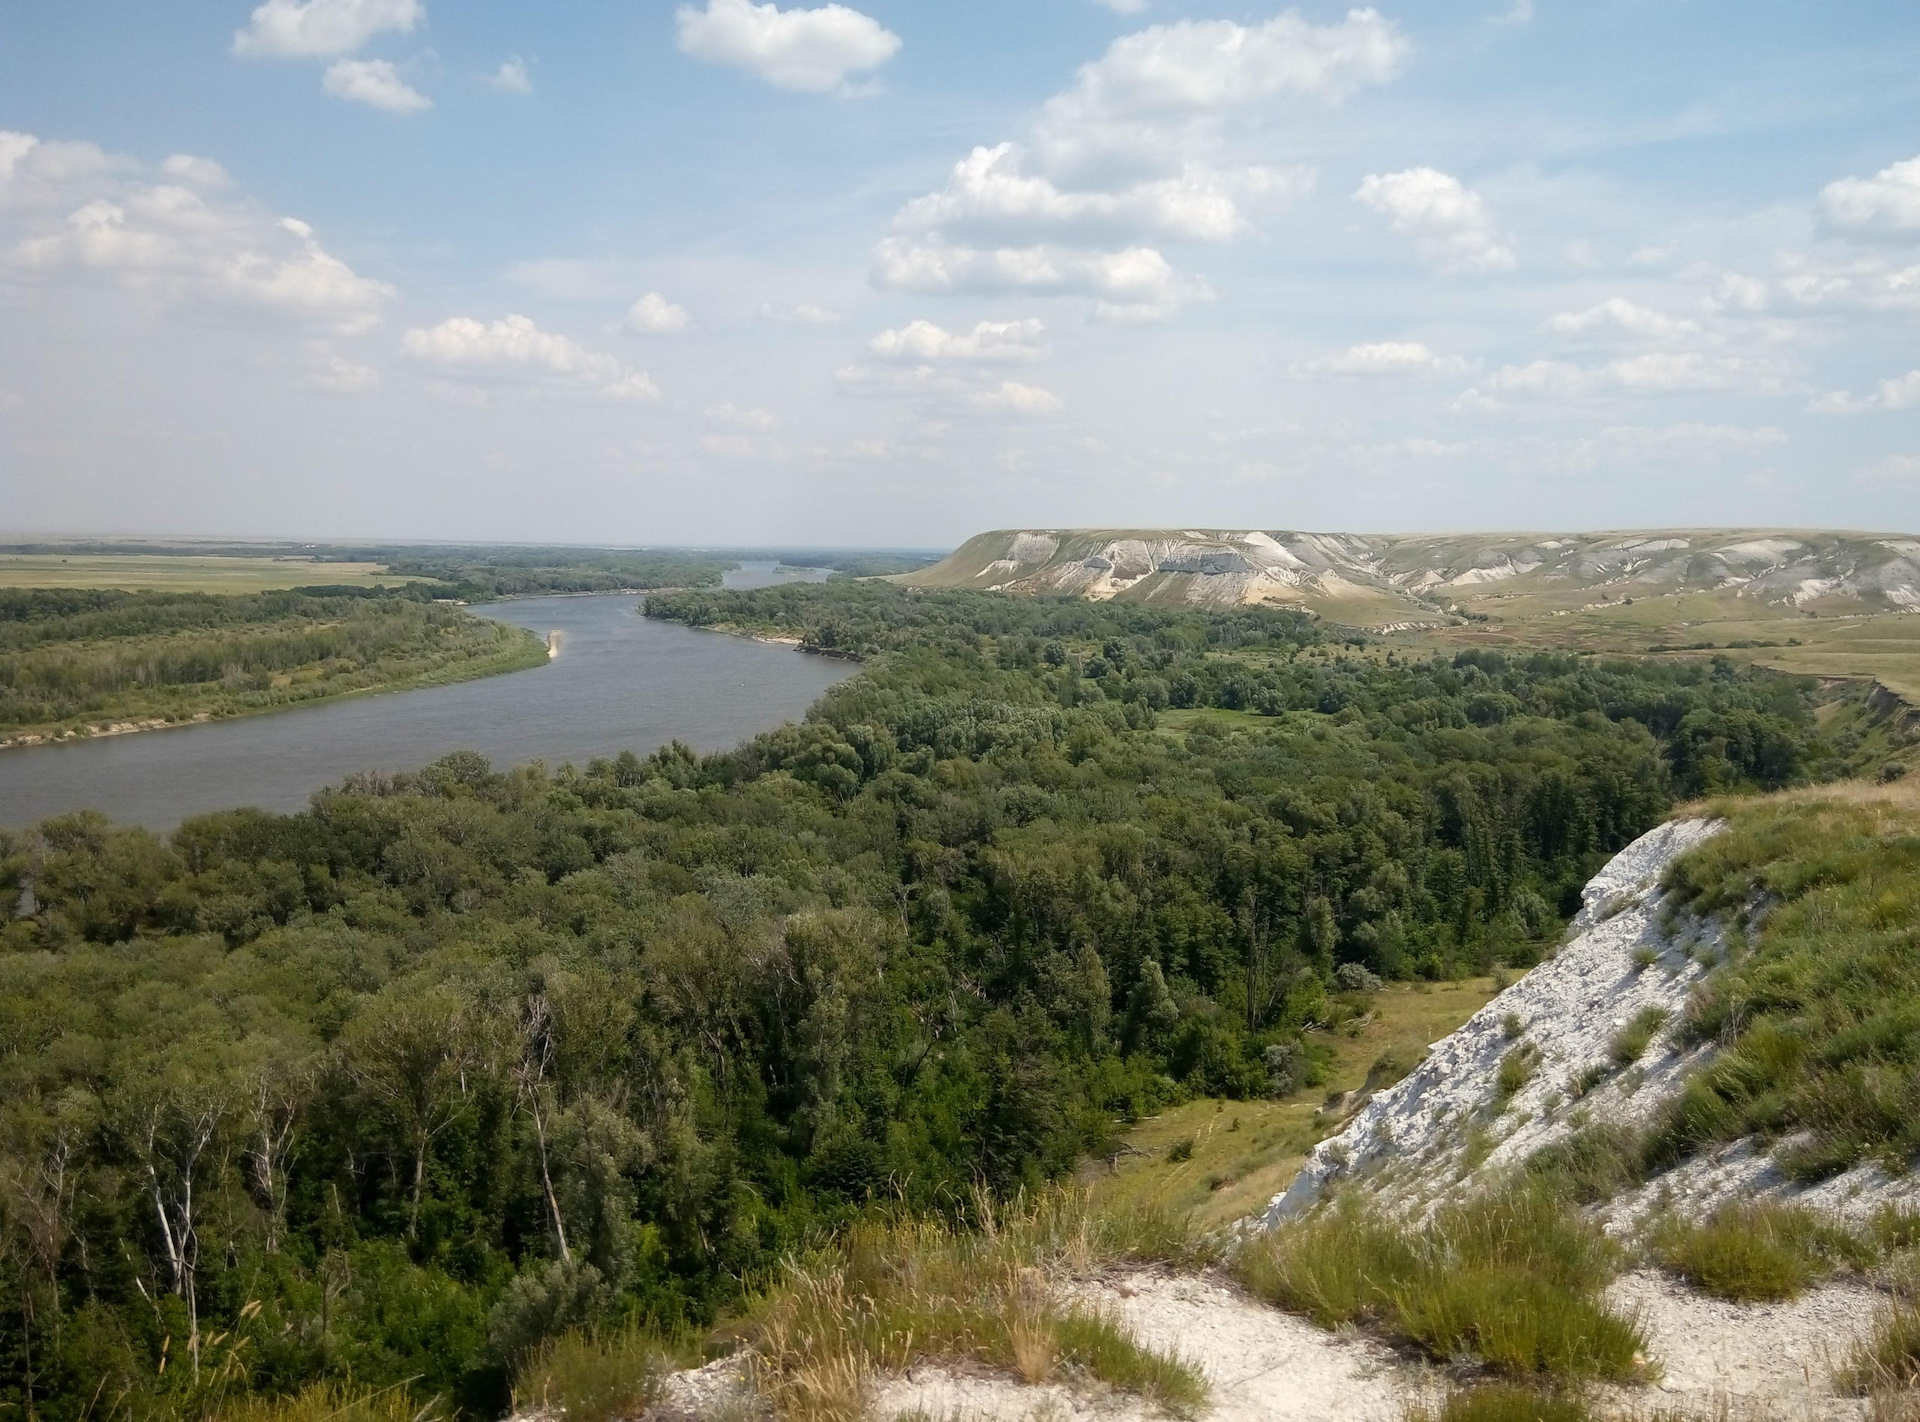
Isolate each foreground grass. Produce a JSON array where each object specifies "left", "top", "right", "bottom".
[
  {"left": 511, "top": 1324, "right": 670, "bottom": 1422},
  {"left": 215, "top": 1384, "right": 445, "bottom": 1422},
  {"left": 740, "top": 1189, "right": 1211, "bottom": 1422},
  {"left": 1645, "top": 781, "right": 1920, "bottom": 1184},
  {"left": 1237, "top": 1188, "right": 1646, "bottom": 1383}
]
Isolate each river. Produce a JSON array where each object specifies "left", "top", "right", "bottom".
[{"left": 0, "top": 567, "right": 852, "bottom": 830}]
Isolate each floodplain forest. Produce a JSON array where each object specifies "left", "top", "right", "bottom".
[{"left": 0, "top": 582, "right": 1856, "bottom": 1419}]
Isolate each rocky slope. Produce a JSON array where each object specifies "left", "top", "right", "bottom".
[{"left": 899, "top": 528, "right": 1920, "bottom": 629}]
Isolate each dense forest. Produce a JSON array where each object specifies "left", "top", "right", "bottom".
[
  {"left": 0, "top": 588, "right": 547, "bottom": 744},
  {"left": 0, "top": 584, "right": 1838, "bottom": 1418}
]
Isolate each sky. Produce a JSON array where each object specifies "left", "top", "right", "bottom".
[{"left": 1, "top": 0, "right": 1918, "bottom": 547}]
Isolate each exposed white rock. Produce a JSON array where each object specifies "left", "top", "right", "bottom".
[{"left": 1262, "top": 817, "right": 1727, "bottom": 1226}]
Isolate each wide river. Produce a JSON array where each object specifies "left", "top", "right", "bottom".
[{"left": 0, "top": 570, "right": 855, "bottom": 830}]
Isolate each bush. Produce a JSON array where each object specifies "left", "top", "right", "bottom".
[
  {"left": 1334, "top": 962, "right": 1383, "bottom": 993},
  {"left": 1237, "top": 1189, "right": 1643, "bottom": 1382},
  {"left": 1404, "top": 1383, "right": 1596, "bottom": 1422},
  {"left": 1649, "top": 1203, "right": 1871, "bottom": 1301}
]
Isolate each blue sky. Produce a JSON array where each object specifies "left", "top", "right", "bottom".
[{"left": 2, "top": 0, "right": 1918, "bottom": 545}]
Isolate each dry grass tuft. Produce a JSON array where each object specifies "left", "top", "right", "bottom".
[
  {"left": 511, "top": 1323, "right": 668, "bottom": 1422},
  {"left": 215, "top": 1384, "right": 446, "bottom": 1422},
  {"left": 740, "top": 1188, "right": 1208, "bottom": 1422}
]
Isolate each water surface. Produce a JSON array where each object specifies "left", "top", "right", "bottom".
[{"left": 0, "top": 587, "right": 851, "bottom": 829}]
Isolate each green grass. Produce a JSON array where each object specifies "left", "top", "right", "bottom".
[
  {"left": 1403, "top": 1383, "right": 1597, "bottom": 1422},
  {"left": 1236, "top": 1188, "right": 1645, "bottom": 1382},
  {"left": 511, "top": 1324, "right": 669, "bottom": 1422},
  {"left": 1495, "top": 1041, "right": 1541, "bottom": 1107},
  {"left": 216, "top": 1383, "right": 447, "bottom": 1422},
  {"left": 740, "top": 1189, "right": 1210, "bottom": 1422},
  {"left": 1648, "top": 1202, "right": 1873, "bottom": 1301},
  {"left": 1609, "top": 1007, "right": 1670, "bottom": 1068},
  {"left": 1644, "top": 783, "right": 1920, "bottom": 1182},
  {"left": 1845, "top": 1302, "right": 1920, "bottom": 1394}
]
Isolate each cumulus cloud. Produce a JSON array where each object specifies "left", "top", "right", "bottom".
[
  {"left": 1, "top": 131, "right": 393, "bottom": 334},
  {"left": 1778, "top": 255, "right": 1920, "bottom": 314},
  {"left": 1820, "top": 153, "right": 1920, "bottom": 235},
  {"left": 160, "top": 155, "right": 232, "bottom": 188},
  {"left": 1546, "top": 298, "right": 1697, "bottom": 341},
  {"left": 869, "top": 318, "right": 1048, "bottom": 364},
  {"left": 485, "top": 57, "right": 533, "bottom": 94},
  {"left": 1033, "top": 7, "right": 1408, "bottom": 180},
  {"left": 1471, "top": 352, "right": 1789, "bottom": 403},
  {"left": 871, "top": 237, "right": 1205, "bottom": 320},
  {"left": 1809, "top": 369, "right": 1920, "bottom": 415},
  {"left": 891, "top": 143, "right": 1312, "bottom": 247},
  {"left": 622, "top": 292, "right": 690, "bottom": 334},
  {"left": 675, "top": 0, "right": 902, "bottom": 94},
  {"left": 322, "top": 59, "right": 432, "bottom": 113},
  {"left": 1288, "top": 341, "right": 1468, "bottom": 378},
  {"left": 706, "top": 402, "right": 778, "bottom": 429},
  {"left": 877, "top": 9, "right": 1400, "bottom": 320},
  {"left": 233, "top": 0, "right": 424, "bottom": 58},
  {"left": 1354, "top": 168, "right": 1516, "bottom": 273},
  {"left": 971, "top": 381, "right": 1063, "bottom": 415},
  {"left": 759, "top": 300, "right": 844, "bottom": 325},
  {"left": 402, "top": 314, "right": 659, "bottom": 399},
  {"left": 307, "top": 348, "right": 380, "bottom": 392}
]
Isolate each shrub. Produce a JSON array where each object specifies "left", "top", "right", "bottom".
[
  {"left": 1237, "top": 1188, "right": 1642, "bottom": 1382},
  {"left": 1609, "top": 1006, "right": 1670, "bottom": 1067},
  {"left": 1166, "top": 1135, "right": 1196, "bottom": 1163},
  {"left": 1335, "top": 962, "right": 1383, "bottom": 993},
  {"left": 1649, "top": 1203, "right": 1872, "bottom": 1301}
]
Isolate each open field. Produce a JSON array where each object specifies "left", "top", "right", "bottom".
[
  {"left": 1080, "top": 979, "right": 1500, "bottom": 1230},
  {"left": 0, "top": 553, "right": 416, "bottom": 592}
]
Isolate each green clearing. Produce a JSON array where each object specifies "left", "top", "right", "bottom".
[
  {"left": 0, "top": 553, "right": 417, "bottom": 593},
  {"left": 1078, "top": 978, "right": 1499, "bottom": 1229}
]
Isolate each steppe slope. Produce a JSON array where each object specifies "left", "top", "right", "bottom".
[{"left": 902, "top": 527, "right": 1920, "bottom": 624}]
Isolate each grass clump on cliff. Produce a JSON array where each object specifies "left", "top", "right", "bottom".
[
  {"left": 510, "top": 1324, "right": 671, "bottom": 1422},
  {"left": 1237, "top": 1187, "right": 1645, "bottom": 1382},
  {"left": 741, "top": 1188, "right": 1210, "bottom": 1422},
  {"left": 1645, "top": 783, "right": 1920, "bottom": 1183},
  {"left": 1647, "top": 1202, "right": 1872, "bottom": 1301}
]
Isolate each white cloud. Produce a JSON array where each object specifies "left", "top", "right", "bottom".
[
  {"left": 891, "top": 142, "right": 1311, "bottom": 247},
  {"left": 1093, "top": 0, "right": 1149, "bottom": 11},
  {"left": 322, "top": 60, "right": 432, "bottom": 113},
  {"left": 700, "top": 432, "right": 763, "bottom": 458},
  {"left": 1778, "top": 255, "right": 1920, "bottom": 314},
  {"left": 402, "top": 314, "right": 659, "bottom": 399},
  {"left": 1476, "top": 352, "right": 1789, "bottom": 401},
  {"left": 307, "top": 348, "right": 380, "bottom": 392},
  {"left": 485, "top": 57, "right": 534, "bottom": 94},
  {"left": 674, "top": 0, "right": 902, "bottom": 94},
  {"left": 233, "top": 0, "right": 423, "bottom": 59},
  {"left": 1820, "top": 153, "right": 1920, "bottom": 235},
  {"left": 869, "top": 318, "right": 1048, "bottom": 364},
  {"left": 1488, "top": 0, "right": 1534, "bottom": 24},
  {"left": 706, "top": 402, "right": 778, "bottom": 429},
  {"left": 971, "top": 381, "right": 1063, "bottom": 416},
  {"left": 3, "top": 134, "right": 393, "bottom": 334},
  {"left": 1354, "top": 168, "right": 1516, "bottom": 274},
  {"left": 1859, "top": 454, "right": 1920, "bottom": 486},
  {"left": 871, "top": 237, "right": 1204, "bottom": 317},
  {"left": 1546, "top": 297, "right": 1697, "bottom": 340},
  {"left": 1809, "top": 369, "right": 1920, "bottom": 415},
  {"left": 622, "top": 291, "right": 690, "bottom": 334},
  {"left": 1289, "top": 341, "right": 1469, "bottom": 378},
  {"left": 160, "top": 155, "right": 232, "bottom": 189},
  {"left": 759, "top": 300, "right": 844, "bottom": 325}
]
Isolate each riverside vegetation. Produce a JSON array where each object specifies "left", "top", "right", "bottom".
[
  {"left": 0, "top": 587, "right": 549, "bottom": 747},
  {"left": 0, "top": 581, "right": 1877, "bottom": 1420}
]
